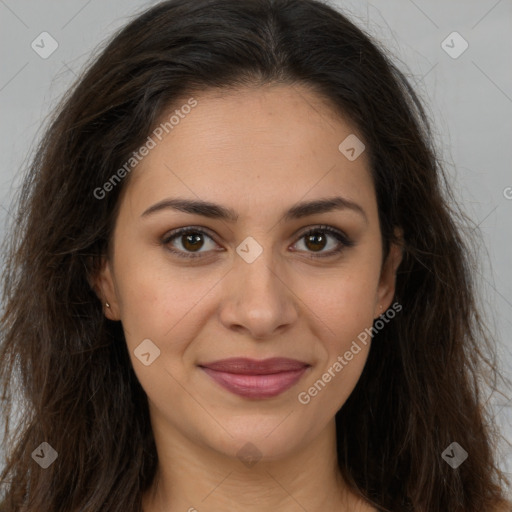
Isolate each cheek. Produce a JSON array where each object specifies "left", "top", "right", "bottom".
[
  {"left": 313, "top": 283, "right": 374, "bottom": 384},
  {"left": 298, "top": 301, "right": 373, "bottom": 418},
  {"left": 111, "top": 244, "right": 177, "bottom": 345},
  {"left": 320, "top": 344, "right": 371, "bottom": 417},
  {"left": 298, "top": 258, "right": 380, "bottom": 403},
  {"left": 113, "top": 247, "right": 224, "bottom": 357},
  {"left": 303, "top": 261, "right": 381, "bottom": 339},
  {"left": 296, "top": 328, "right": 371, "bottom": 421}
]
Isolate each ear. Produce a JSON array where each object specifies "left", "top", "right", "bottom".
[
  {"left": 374, "top": 229, "right": 403, "bottom": 319},
  {"left": 89, "top": 256, "right": 121, "bottom": 321}
]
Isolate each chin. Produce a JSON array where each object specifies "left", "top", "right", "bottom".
[{"left": 195, "top": 416, "right": 312, "bottom": 464}]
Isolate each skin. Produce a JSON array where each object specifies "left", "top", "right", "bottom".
[{"left": 93, "top": 83, "right": 402, "bottom": 511}]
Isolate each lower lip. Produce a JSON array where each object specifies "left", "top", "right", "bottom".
[{"left": 200, "top": 367, "right": 309, "bottom": 399}]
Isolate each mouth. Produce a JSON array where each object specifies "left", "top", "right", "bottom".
[{"left": 198, "top": 357, "right": 311, "bottom": 399}]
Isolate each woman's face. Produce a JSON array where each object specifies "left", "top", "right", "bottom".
[{"left": 95, "top": 84, "right": 401, "bottom": 460}]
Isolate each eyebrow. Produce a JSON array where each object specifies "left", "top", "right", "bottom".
[{"left": 141, "top": 196, "right": 368, "bottom": 223}]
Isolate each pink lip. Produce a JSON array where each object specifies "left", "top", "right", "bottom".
[{"left": 199, "top": 357, "right": 310, "bottom": 399}]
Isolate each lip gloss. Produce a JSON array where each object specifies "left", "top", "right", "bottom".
[{"left": 200, "top": 365, "right": 309, "bottom": 399}]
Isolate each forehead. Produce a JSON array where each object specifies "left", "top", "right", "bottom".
[{"left": 119, "top": 84, "right": 376, "bottom": 221}]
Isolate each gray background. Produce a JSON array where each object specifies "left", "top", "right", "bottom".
[{"left": 1, "top": 0, "right": 511, "bottom": 489}]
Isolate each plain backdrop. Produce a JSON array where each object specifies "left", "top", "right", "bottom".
[{"left": 0, "top": 0, "right": 511, "bottom": 486}]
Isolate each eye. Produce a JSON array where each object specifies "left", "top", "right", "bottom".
[
  {"left": 162, "top": 226, "right": 220, "bottom": 259},
  {"left": 161, "top": 224, "right": 354, "bottom": 259},
  {"left": 292, "top": 224, "right": 354, "bottom": 258}
]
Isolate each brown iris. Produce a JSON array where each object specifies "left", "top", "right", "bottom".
[
  {"left": 181, "top": 232, "right": 204, "bottom": 252},
  {"left": 304, "top": 231, "right": 327, "bottom": 252}
]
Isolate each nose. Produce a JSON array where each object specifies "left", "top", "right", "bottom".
[{"left": 218, "top": 244, "right": 299, "bottom": 340}]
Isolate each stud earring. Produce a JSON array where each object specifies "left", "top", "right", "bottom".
[{"left": 105, "top": 302, "right": 110, "bottom": 309}]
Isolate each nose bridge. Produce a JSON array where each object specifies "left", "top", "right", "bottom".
[
  {"left": 219, "top": 233, "right": 297, "bottom": 338},
  {"left": 239, "top": 245, "right": 277, "bottom": 293},
  {"left": 234, "top": 234, "right": 283, "bottom": 306}
]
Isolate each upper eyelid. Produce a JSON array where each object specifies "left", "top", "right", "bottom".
[{"left": 163, "top": 225, "right": 218, "bottom": 243}]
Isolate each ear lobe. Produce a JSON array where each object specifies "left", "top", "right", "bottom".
[
  {"left": 374, "top": 233, "right": 403, "bottom": 318},
  {"left": 89, "top": 256, "right": 120, "bottom": 320}
]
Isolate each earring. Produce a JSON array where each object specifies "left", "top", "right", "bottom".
[{"left": 105, "top": 302, "right": 111, "bottom": 309}]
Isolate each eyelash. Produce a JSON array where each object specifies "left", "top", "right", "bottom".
[{"left": 161, "top": 224, "right": 354, "bottom": 260}]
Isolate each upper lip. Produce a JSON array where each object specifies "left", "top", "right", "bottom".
[{"left": 199, "top": 357, "right": 310, "bottom": 375}]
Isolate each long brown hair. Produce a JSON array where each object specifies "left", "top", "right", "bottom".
[{"left": 1, "top": 0, "right": 510, "bottom": 510}]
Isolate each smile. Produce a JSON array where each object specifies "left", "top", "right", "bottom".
[{"left": 198, "top": 357, "right": 311, "bottom": 399}]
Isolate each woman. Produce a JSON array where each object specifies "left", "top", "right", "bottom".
[{"left": 0, "top": 0, "right": 510, "bottom": 510}]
